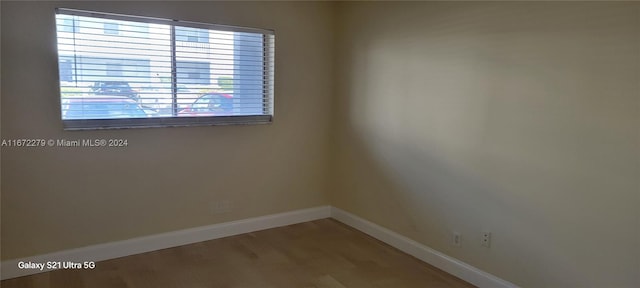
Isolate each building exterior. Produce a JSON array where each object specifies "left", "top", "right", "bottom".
[{"left": 56, "top": 13, "right": 268, "bottom": 116}]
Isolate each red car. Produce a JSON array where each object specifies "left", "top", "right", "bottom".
[{"left": 179, "top": 92, "right": 233, "bottom": 116}]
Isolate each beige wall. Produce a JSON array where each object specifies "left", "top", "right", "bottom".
[
  {"left": 2, "top": 1, "right": 639, "bottom": 287},
  {"left": 332, "top": 2, "right": 639, "bottom": 287},
  {"left": 1, "top": 1, "right": 334, "bottom": 260}
]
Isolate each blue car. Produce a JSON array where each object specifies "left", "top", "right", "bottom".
[{"left": 63, "top": 96, "right": 147, "bottom": 120}]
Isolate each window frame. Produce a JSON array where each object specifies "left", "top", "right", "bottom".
[{"left": 55, "top": 8, "right": 275, "bottom": 130}]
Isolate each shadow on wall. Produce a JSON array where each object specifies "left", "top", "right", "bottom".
[
  {"left": 336, "top": 124, "right": 589, "bottom": 286},
  {"left": 331, "top": 4, "right": 639, "bottom": 286}
]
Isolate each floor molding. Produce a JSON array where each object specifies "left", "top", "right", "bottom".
[
  {"left": 330, "top": 207, "right": 518, "bottom": 288},
  {"left": 1, "top": 206, "right": 331, "bottom": 280},
  {"left": 2, "top": 205, "right": 517, "bottom": 287}
]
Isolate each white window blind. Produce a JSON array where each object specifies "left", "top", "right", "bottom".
[{"left": 55, "top": 8, "right": 275, "bottom": 130}]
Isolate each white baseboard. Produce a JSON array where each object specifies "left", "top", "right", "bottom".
[
  {"left": 330, "top": 207, "right": 518, "bottom": 288},
  {"left": 1, "top": 206, "right": 331, "bottom": 280},
  {"left": 2, "top": 205, "right": 516, "bottom": 288}
]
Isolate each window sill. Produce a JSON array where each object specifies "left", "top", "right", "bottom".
[{"left": 62, "top": 115, "right": 272, "bottom": 130}]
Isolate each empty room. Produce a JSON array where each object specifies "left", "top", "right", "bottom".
[{"left": 1, "top": 1, "right": 638, "bottom": 287}]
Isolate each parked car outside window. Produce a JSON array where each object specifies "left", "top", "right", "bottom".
[
  {"left": 91, "top": 81, "right": 138, "bottom": 100},
  {"left": 63, "top": 96, "right": 148, "bottom": 120},
  {"left": 179, "top": 92, "right": 233, "bottom": 116}
]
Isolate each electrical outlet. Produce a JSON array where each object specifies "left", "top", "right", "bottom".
[
  {"left": 481, "top": 231, "right": 491, "bottom": 247},
  {"left": 452, "top": 232, "right": 461, "bottom": 247}
]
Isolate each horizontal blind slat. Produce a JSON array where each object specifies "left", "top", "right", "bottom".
[
  {"left": 56, "top": 10, "right": 274, "bottom": 127},
  {"left": 57, "top": 8, "right": 275, "bottom": 35}
]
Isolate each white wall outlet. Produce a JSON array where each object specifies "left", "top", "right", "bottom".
[
  {"left": 453, "top": 232, "right": 461, "bottom": 247},
  {"left": 212, "top": 200, "right": 233, "bottom": 214},
  {"left": 481, "top": 231, "right": 491, "bottom": 247}
]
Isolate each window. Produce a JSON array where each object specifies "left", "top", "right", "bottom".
[
  {"left": 106, "top": 63, "right": 123, "bottom": 77},
  {"left": 175, "top": 26, "right": 209, "bottom": 43},
  {"left": 55, "top": 8, "right": 275, "bottom": 129},
  {"left": 58, "top": 17, "right": 75, "bottom": 33},
  {"left": 58, "top": 58, "right": 73, "bottom": 81},
  {"left": 103, "top": 22, "right": 119, "bottom": 35},
  {"left": 176, "top": 61, "right": 210, "bottom": 85}
]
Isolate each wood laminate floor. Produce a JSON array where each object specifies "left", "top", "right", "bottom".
[{"left": 2, "top": 219, "right": 475, "bottom": 288}]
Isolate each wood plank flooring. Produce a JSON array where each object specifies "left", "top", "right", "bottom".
[{"left": 2, "top": 219, "right": 475, "bottom": 288}]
